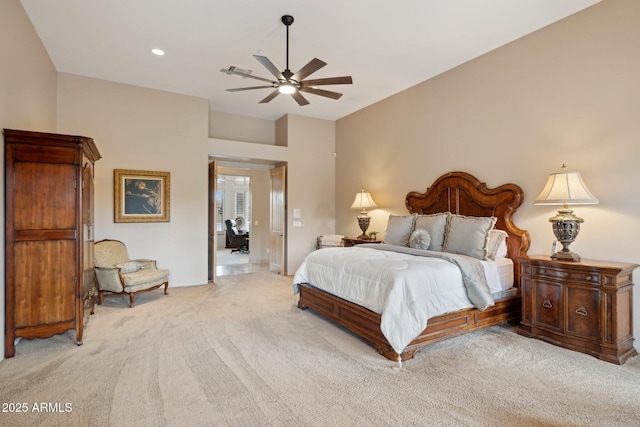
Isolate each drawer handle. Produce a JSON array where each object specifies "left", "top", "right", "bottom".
[
  {"left": 542, "top": 299, "right": 553, "bottom": 309},
  {"left": 576, "top": 306, "right": 588, "bottom": 316}
]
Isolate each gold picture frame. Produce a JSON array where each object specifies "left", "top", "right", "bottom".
[{"left": 114, "top": 169, "right": 170, "bottom": 223}]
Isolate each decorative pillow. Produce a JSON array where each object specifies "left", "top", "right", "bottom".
[
  {"left": 409, "top": 229, "right": 432, "bottom": 250},
  {"left": 443, "top": 214, "right": 497, "bottom": 260},
  {"left": 382, "top": 214, "right": 417, "bottom": 246},
  {"left": 116, "top": 261, "right": 140, "bottom": 274},
  {"left": 487, "top": 229, "right": 509, "bottom": 260},
  {"left": 413, "top": 212, "right": 450, "bottom": 251}
]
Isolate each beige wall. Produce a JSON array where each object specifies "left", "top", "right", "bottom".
[
  {"left": 336, "top": 0, "right": 640, "bottom": 333},
  {"left": 209, "top": 111, "right": 276, "bottom": 145},
  {"left": 283, "top": 114, "right": 336, "bottom": 271},
  {"left": 57, "top": 73, "right": 211, "bottom": 287},
  {"left": 0, "top": 0, "right": 57, "bottom": 133},
  {"left": 0, "top": 0, "right": 58, "bottom": 361}
]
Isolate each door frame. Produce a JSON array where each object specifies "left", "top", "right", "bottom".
[{"left": 208, "top": 158, "right": 287, "bottom": 279}]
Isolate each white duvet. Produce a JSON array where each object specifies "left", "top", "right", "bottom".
[{"left": 293, "top": 245, "right": 493, "bottom": 355}]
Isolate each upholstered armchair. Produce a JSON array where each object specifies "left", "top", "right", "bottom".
[{"left": 94, "top": 239, "right": 170, "bottom": 307}]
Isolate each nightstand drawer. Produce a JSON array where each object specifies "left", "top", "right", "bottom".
[
  {"left": 568, "top": 272, "right": 600, "bottom": 284},
  {"left": 533, "top": 265, "right": 568, "bottom": 280},
  {"left": 533, "top": 266, "right": 600, "bottom": 285}
]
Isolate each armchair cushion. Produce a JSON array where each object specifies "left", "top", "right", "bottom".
[
  {"left": 122, "top": 268, "right": 170, "bottom": 292},
  {"left": 116, "top": 261, "right": 141, "bottom": 273}
]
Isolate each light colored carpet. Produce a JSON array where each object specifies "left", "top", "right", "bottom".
[{"left": 1, "top": 272, "right": 639, "bottom": 426}]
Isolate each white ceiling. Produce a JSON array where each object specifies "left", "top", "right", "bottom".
[{"left": 21, "top": 0, "right": 600, "bottom": 122}]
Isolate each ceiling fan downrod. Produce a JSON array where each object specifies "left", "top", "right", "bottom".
[{"left": 282, "top": 15, "right": 294, "bottom": 80}]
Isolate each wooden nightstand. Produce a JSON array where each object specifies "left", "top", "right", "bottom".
[
  {"left": 518, "top": 255, "right": 638, "bottom": 364},
  {"left": 342, "top": 237, "right": 381, "bottom": 247}
]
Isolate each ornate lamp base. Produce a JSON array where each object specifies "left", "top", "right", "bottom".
[
  {"left": 356, "top": 215, "right": 372, "bottom": 240},
  {"left": 549, "top": 208, "right": 583, "bottom": 262}
]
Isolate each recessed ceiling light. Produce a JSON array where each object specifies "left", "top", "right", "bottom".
[{"left": 151, "top": 48, "right": 165, "bottom": 56}]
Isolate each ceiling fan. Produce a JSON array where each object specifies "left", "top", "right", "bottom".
[{"left": 221, "top": 15, "right": 353, "bottom": 106}]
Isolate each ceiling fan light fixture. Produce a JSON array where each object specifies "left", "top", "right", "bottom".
[{"left": 278, "top": 83, "right": 296, "bottom": 94}]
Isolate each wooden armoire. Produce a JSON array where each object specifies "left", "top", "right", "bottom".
[{"left": 4, "top": 129, "right": 101, "bottom": 358}]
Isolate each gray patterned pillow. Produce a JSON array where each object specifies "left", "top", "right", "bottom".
[
  {"left": 414, "top": 212, "right": 450, "bottom": 251},
  {"left": 443, "top": 214, "right": 497, "bottom": 260},
  {"left": 382, "top": 214, "right": 417, "bottom": 246},
  {"left": 409, "top": 229, "right": 432, "bottom": 250}
]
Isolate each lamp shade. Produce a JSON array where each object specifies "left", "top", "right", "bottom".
[
  {"left": 534, "top": 170, "right": 598, "bottom": 206},
  {"left": 350, "top": 188, "right": 377, "bottom": 211}
]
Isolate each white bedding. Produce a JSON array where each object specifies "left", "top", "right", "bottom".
[
  {"left": 481, "top": 258, "right": 514, "bottom": 292},
  {"left": 293, "top": 245, "right": 510, "bottom": 355}
]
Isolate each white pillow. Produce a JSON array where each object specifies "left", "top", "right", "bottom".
[
  {"left": 382, "top": 214, "right": 417, "bottom": 246},
  {"left": 409, "top": 229, "right": 431, "bottom": 250},
  {"left": 116, "top": 261, "right": 140, "bottom": 274},
  {"left": 487, "top": 229, "right": 509, "bottom": 260},
  {"left": 443, "top": 214, "right": 497, "bottom": 260},
  {"left": 414, "top": 212, "right": 450, "bottom": 251}
]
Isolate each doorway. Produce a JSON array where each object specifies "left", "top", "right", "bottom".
[
  {"left": 208, "top": 160, "right": 281, "bottom": 281},
  {"left": 216, "top": 173, "right": 251, "bottom": 276}
]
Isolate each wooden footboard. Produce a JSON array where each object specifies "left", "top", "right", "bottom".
[{"left": 297, "top": 282, "right": 521, "bottom": 361}]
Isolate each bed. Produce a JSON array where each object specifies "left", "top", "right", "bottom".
[{"left": 294, "top": 171, "right": 531, "bottom": 362}]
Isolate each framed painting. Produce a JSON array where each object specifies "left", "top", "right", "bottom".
[{"left": 114, "top": 169, "right": 170, "bottom": 223}]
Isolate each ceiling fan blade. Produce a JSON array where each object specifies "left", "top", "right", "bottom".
[
  {"left": 299, "top": 86, "right": 343, "bottom": 100},
  {"left": 220, "top": 67, "right": 274, "bottom": 83},
  {"left": 301, "top": 76, "right": 353, "bottom": 86},
  {"left": 253, "top": 55, "right": 285, "bottom": 80},
  {"left": 291, "top": 91, "right": 310, "bottom": 106},
  {"left": 259, "top": 89, "right": 281, "bottom": 104},
  {"left": 226, "top": 86, "right": 274, "bottom": 92},
  {"left": 292, "top": 58, "right": 327, "bottom": 82}
]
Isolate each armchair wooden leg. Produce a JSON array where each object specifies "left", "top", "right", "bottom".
[
  {"left": 129, "top": 293, "right": 135, "bottom": 308},
  {"left": 164, "top": 282, "right": 169, "bottom": 295},
  {"left": 98, "top": 290, "right": 103, "bottom": 305}
]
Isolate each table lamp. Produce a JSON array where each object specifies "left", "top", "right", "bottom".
[
  {"left": 350, "top": 188, "right": 377, "bottom": 240},
  {"left": 534, "top": 164, "right": 598, "bottom": 261}
]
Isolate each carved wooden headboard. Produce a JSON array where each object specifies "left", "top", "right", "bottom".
[{"left": 405, "top": 171, "right": 531, "bottom": 283}]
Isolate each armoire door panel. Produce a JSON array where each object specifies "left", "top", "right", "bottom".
[
  {"left": 14, "top": 162, "right": 77, "bottom": 230},
  {"left": 13, "top": 240, "right": 77, "bottom": 327}
]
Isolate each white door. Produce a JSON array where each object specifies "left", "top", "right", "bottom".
[
  {"left": 208, "top": 160, "right": 217, "bottom": 282},
  {"left": 270, "top": 165, "right": 286, "bottom": 275}
]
